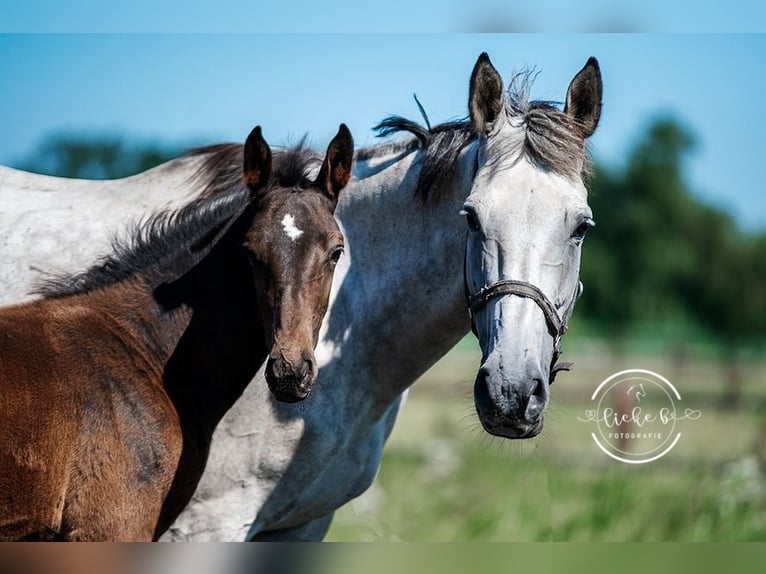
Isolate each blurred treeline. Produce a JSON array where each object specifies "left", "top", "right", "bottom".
[
  {"left": 15, "top": 119, "right": 766, "bottom": 351},
  {"left": 580, "top": 118, "right": 765, "bottom": 354},
  {"left": 15, "top": 133, "right": 189, "bottom": 180}
]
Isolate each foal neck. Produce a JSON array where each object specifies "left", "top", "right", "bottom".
[{"left": 152, "top": 210, "right": 267, "bottom": 425}]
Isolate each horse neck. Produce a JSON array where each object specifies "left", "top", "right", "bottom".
[
  {"left": 144, "top": 222, "right": 267, "bottom": 537},
  {"left": 324, "top": 143, "right": 477, "bottom": 405},
  {"left": 82, "top": 280, "right": 191, "bottom": 376},
  {"left": 73, "top": 203, "right": 266, "bottom": 435},
  {"left": 78, "top": 222, "right": 264, "bottom": 408},
  {"left": 158, "top": 230, "right": 266, "bottom": 435}
]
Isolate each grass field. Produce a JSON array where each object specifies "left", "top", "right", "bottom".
[{"left": 325, "top": 333, "right": 766, "bottom": 541}]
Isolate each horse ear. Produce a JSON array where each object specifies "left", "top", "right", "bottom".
[
  {"left": 315, "top": 123, "right": 354, "bottom": 208},
  {"left": 564, "top": 57, "right": 602, "bottom": 138},
  {"left": 469, "top": 52, "right": 505, "bottom": 134},
  {"left": 243, "top": 125, "right": 272, "bottom": 199}
]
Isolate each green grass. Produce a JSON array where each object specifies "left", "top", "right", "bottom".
[{"left": 325, "top": 336, "right": 766, "bottom": 541}]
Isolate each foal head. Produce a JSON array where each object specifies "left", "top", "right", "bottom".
[{"left": 243, "top": 124, "right": 353, "bottom": 402}]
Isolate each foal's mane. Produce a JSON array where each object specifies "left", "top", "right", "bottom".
[
  {"left": 358, "top": 117, "right": 476, "bottom": 205},
  {"left": 36, "top": 189, "right": 250, "bottom": 298},
  {"left": 356, "top": 71, "right": 592, "bottom": 204},
  {"left": 37, "top": 141, "right": 324, "bottom": 299},
  {"left": 188, "top": 138, "right": 321, "bottom": 199}
]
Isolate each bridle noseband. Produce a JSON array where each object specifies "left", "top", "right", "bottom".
[{"left": 465, "top": 265, "right": 582, "bottom": 384}]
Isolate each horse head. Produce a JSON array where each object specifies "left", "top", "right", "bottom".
[
  {"left": 242, "top": 124, "right": 353, "bottom": 402},
  {"left": 463, "top": 53, "right": 601, "bottom": 438}
]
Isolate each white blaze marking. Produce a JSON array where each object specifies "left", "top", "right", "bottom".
[{"left": 281, "top": 213, "right": 304, "bottom": 241}]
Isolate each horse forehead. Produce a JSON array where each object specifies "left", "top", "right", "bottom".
[
  {"left": 266, "top": 193, "right": 337, "bottom": 234},
  {"left": 473, "top": 160, "right": 588, "bottom": 220}
]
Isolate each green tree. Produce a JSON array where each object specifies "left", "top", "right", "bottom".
[{"left": 581, "top": 117, "right": 765, "bottom": 350}]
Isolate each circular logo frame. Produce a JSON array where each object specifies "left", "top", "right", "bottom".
[{"left": 579, "top": 368, "right": 700, "bottom": 464}]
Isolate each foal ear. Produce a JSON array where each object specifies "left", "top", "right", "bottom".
[
  {"left": 315, "top": 123, "right": 354, "bottom": 208},
  {"left": 564, "top": 57, "right": 603, "bottom": 138},
  {"left": 243, "top": 125, "right": 272, "bottom": 199},
  {"left": 469, "top": 52, "right": 505, "bottom": 135}
]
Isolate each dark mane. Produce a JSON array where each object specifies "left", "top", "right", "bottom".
[
  {"left": 187, "top": 138, "right": 321, "bottom": 199},
  {"left": 36, "top": 189, "right": 249, "bottom": 298},
  {"left": 359, "top": 117, "right": 477, "bottom": 204},
  {"left": 356, "top": 70, "right": 592, "bottom": 204},
  {"left": 37, "top": 138, "right": 328, "bottom": 299}
]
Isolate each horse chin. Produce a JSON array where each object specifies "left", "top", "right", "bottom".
[
  {"left": 265, "top": 370, "right": 314, "bottom": 403},
  {"left": 477, "top": 415, "right": 544, "bottom": 439},
  {"left": 264, "top": 354, "right": 317, "bottom": 403},
  {"left": 266, "top": 381, "right": 313, "bottom": 403}
]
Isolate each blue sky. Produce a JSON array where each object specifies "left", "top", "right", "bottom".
[
  {"left": 0, "top": 32, "right": 764, "bottom": 230},
  {"left": 1, "top": 1, "right": 766, "bottom": 32}
]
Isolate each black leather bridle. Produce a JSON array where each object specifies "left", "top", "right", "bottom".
[{"left": 464, "top": 256, "right": 582, "bottom": 384}]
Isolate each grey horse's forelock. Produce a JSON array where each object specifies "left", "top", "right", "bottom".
[
  {"left": 358, "top": 70, "right": 592, "bottom": 204},
  {"left": 502, "top": 70, "right": 593, "bottom": 184}
]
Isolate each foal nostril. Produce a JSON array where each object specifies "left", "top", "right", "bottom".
[
  {"left": 270, "top": 357, "right": 284, "bottom": 379},
  {"left": 525, "top": 378, "right": 548, "bottom": 422},
  {"left": 298, "top": 358, "right": 313, "bottom": 381}
]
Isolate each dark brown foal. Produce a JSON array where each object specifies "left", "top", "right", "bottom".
[{"left": 0, "top": 124, "right": 353, "bottom": 541}]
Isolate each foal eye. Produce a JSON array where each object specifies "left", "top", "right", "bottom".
[
  {"left": 460, "top": 208, "right": 480, "bottom": 232},
  {"left": 329, "top": 246, "right": 344, "bottom": 264},
  {"left": 572, "top": 218, "right": 595, "bottom": 241}
]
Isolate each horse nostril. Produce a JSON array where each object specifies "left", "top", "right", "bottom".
[
  {"left": 525, "top": 378, "right": 547, "bottom": 421},
  {"left": 298, "top": 358, "right": 312, "bottom": 381},
  {"left": 270, "top": 358, "right": 283, "bottom": 379},
  {"left": 473, "top": 367, "right": 491, "bottom": 411}
]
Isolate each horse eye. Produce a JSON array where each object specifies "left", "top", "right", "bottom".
[
  {"left": 572, "top": 218, "right": 595, "bottom": 240},
  {"left": 460, "top": 208, "right": 480, "bottom": 232},
  {"left": 329, "top": 246, "right": 344, "bottom": 264}
]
